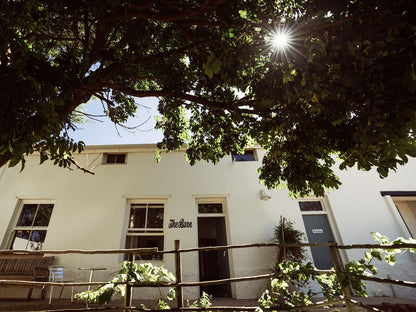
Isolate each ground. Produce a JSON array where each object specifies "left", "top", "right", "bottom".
[{"left": 0, "top": 297, "right": 416, "bottom": 312}]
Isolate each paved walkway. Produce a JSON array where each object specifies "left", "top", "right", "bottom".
[{"left": 0, "top": 297, "right": 415, "bottom": 312}]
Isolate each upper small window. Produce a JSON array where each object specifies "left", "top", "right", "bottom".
[
  {"left": 104, "top": 153, "right": 126, "bottom": 164},
  {"left": 232, "top": 150, "right": 256, "bottom": 162},
  {"left": 198, "top": 203, "right": 223, "bottom": 213},
  {"left": 298, "top": 201, "right": 323, "bottom": 212}
]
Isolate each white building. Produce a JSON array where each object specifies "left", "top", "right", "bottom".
[{"left": 0, "top": 144, "right": 415, "bottom": 300}]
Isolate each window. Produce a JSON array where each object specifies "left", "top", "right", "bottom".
[
  {"left": 125, "top": 203, "right": 164, "bottom": 260},
  {"left": 232, "top": 150, "right": 256, "bottom": 162},
  {"left": 198, "top": 203, "right": 223, "bottom": 213},
  {"left": 381, "top": 192, "right": 416, "bottom": 238},
  {"left": 104, "top": 153, "right": 126, "bottom": 164},
  {"left": 9, "top": 203, "right": 54, "bottom": 250},
  {"left": 395, "top": 200, "right": 416, "bottom": 238},
  {"left": 299, "top": 201, "right": 324, "bottom": 212}
]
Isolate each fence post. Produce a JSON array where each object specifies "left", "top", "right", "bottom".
[
  {"left": 175, "top": 240, "right": 184, "bottom": 309},
  {"left": 124, "top": 252, "right": 133, "bottom": 312},
  {"left": 329, "top": 242, "right": 355, "bottom": 312}
]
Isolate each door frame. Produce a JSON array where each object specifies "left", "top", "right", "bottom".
[{"left": 196, "top": 197, "right": 233, "bottom": 298}]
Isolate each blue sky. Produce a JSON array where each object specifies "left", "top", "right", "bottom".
[{"left": 69, "top": 97, "right": 163, "bottom": 145}]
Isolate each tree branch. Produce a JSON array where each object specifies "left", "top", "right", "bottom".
[
  {"left": 89, "top": 0, "right": 227, "bottom": 65},
  {"left": 73, "top": 110, "right": 106, "bottom": 122},
  {"left": 175, "top": 19, "right": 225, "bottom": 27},
  {"left": 176, "top": 92, "right": 258, "bottom": 114},
  {"left": 135, "top": 39, "right": 215, "bottom": 64},
  {"left": 200, "top": 0, "right": 227, "bottom": 13},
  {"left": 67, "top": 156, "right": 95, "bottom": 175},
  {"left": 109, "top": 85, "right": 260, "bottom": 115},
  {"left": 176, "top": 25, "right": 208, "bottom": 58},
  {"left": 26, "top": 32, "right": 78, "bottom": 42},
  {"left": 93, "top": 37, "right": 213, "bottom": 73},
  {"left": 125, "top": 0, "right": 156, "bottom": 10},
  {"left": 36, "top": 146, "right": 96, "bottom": 175},
  {"left": 309, "top": 16, "right": 354, "bottom": 32},
  {"left": 83, "top": 5, "right": 91, "bottom": 60},
  {"left": 90, "top": 6, "right": 203, "bottom": 64}
]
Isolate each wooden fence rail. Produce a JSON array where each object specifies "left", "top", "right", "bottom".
[
  {"left": 1, "top": 241, "right": 416, "bottom": 312},
  {"left": 0, "top": 247, "right": 158, "bottom": 255}
]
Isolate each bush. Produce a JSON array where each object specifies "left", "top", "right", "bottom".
[{"left": 274, "top": 217, "right": 308, "bottom": 263}]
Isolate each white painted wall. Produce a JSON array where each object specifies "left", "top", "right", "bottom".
[{"left": 0, "top": 145, "right": 415, "bottom": 300}]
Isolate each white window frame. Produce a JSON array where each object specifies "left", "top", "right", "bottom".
[
  {"left": 6, "top": 199, "right": 55, "bottom": 251},
  {"left": 298, "top": 197, "right": 340, "bottom": 231},
  {"left": 298, "top": 198, "right": 328, "bottom": 216},
  {"left": 196, "top": 197, "right": 228, "bottom": 217},
  {"left": 383, "top": 195, "right": 416, "bottom": 238},
  {"left": 124, "top": 199, "right": 166, "bottom": 261}
]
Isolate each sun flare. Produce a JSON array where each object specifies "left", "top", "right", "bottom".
[
  {"left": 265, "top": 26, "right": 305, "bottom": 63},
  {"left": 271, "top": 32, "right": 290, "bottom": 49}
]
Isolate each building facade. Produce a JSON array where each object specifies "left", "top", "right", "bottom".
[{"left": 0, "top": 144, "right": 415, "bottom": 300}]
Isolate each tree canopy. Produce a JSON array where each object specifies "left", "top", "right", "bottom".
[{"left": 1, "top": 0, "right": 415, "bottom": 196}]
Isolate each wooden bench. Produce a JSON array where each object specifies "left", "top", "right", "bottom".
[{"left": 0, "top": 255, "right": 54, "bottom": 300}]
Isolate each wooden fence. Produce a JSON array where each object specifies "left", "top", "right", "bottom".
[{"left": 1, "top": 241, "right": 416, "bottom": 312}]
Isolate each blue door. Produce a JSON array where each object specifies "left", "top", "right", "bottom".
[{"left": 302, "top": 215, "right": 335, "bottom": 270}]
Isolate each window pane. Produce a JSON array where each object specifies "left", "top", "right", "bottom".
[
  {"left": 106, "top": 154, "right": 116, "bottom": 163},
  {"left": 125, "top": 236, "right": 163, "bottom": 260},
  {"left": 198, "top": 203, "right": 223, "bottom": 213},
  {"left": 28, "top": 230, "right": 46, "bottom": 250},
  {"left": 116, "top": 154, "right": 126, "bottom": 163},
  {"left": 299, "top": 201, "right": 323, "bottom": 211},
  {"left": 232, "top": 150, "right": 255, "bottom": 162},
  {"left": 129, "top": 205, "right": 146, "bottom": 228},
  {"left": 147, "top": 208, "right": 164, "bottom": 228},
  {"left": 10, "top": 230, "right": 30, "bottom": 250},
  {"left": 30, "top": 230, "right": 47, "bottom": 243},
  {"left": 33, "top": 204, "right": 54, "bottom": 226},
  {"left": 16, "top": 204, "right": 37, "bottom": 226},
  {"left": 106, "top": 153, "right": 126, "bottom": 164}
]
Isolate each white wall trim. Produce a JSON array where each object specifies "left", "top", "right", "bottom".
[
  {"left": 383, "top": 195, "right": 412, "bottom": 238},
  {"left": 193, "top": 194, "right": 230, "bottom": 198},
  {"left": 123, "top": 195, "right": 171, "bottom": 199}
]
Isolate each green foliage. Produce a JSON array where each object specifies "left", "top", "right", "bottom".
[
  {"left": 259, "top": 261, "right": 318, "bottom": 310},
  {"left": 259, "top": 233, "right": 416, "bottom": 310},
  {"left": 1, "top": 1, "right": 416, "bottom": 196},
  {"left": 199, "top": 291, "right": 213, "bottom": 308},
  {"left": 369, "top": 232, "right": 416, "bottom": 265},
  {"left": 75, "top": 261, "right": 175, "bottom": 305},
  {"left": 274, "top": 218, "right": 308, "bottom": 263},
  {"left": 203, "top": 53, "right": 222, "bottom": 78},
  {"left": 338, "top": 232, "right": 416, "bottom": 297},
  {"left": 186, "top": 292, "right": 213, "bottom": 309}
]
